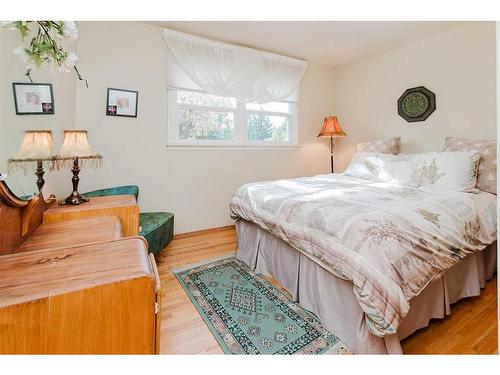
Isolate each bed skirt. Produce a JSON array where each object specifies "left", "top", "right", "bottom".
[{"left": 235, "top": 220, "right": 497, "bottom": 354}]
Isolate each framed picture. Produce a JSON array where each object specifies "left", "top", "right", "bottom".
[
  {"left": 106, "top": 88, "right": 138, "bottom": 118},
  {"left": 12, "top": 83, "right": 55, "bottom": 115}
]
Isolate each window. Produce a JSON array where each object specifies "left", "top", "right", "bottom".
[{"left": 167, "top": 88, "right": 298, "bottom": 147}]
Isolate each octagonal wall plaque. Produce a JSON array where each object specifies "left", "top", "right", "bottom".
[{"left": 397, "top": 86, "right": 436, "bottom": 122}]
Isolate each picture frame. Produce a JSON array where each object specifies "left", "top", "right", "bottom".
[
  {"left": 12, "top": 82, "right": 55, "bottom": 115},
  {"left": 106, "top": 88, "right": 138, "bottom": 118}
]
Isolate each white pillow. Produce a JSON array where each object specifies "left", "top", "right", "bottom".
[
  {"left": 356, "top": 136, "right": 401, "bottom": 155},
  {"left": 412, "top": 151, "right": 480, "bottom": 192},
  {"left": 343, "top": 152, "right": 418, "bottom": 186},
  {"left": 344, "top": 151, "right": 480, "bottom": 192}
]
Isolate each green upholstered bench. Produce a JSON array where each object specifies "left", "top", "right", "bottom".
[
  {"left": 83, "top": 186, "right": 174, "bottom": 255},
  {"left": 138, "top": 212, "right": 174, "bottom": 255},
  {"left": 83, "top": 185, "right": 139, "bottom": 200}
]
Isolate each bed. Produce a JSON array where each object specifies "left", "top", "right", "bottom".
[{"left": 229, "top": 173, "right": 497, "bottom": 354}]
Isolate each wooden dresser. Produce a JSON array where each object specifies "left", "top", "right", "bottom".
[
  {"left": 0, "top": 181, "right": 161, "bottom": 354},
  {"left": 43, "top": 195, "right": 140, "bottom": 237},
  {"left": 0, "top": 237, "right": 161, "bottom": 354}
]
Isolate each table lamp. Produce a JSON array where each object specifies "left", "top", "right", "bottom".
[
  {"left": 54, "top": 129, "right": 103, "bottom": 205},
  {"left": 317, "top": 116, "right": 346, "bottom": 173},
  {"left": 8, "top": 129, "right": 54, "bottom": 192}
]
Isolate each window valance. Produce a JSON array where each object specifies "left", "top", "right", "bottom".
[{"left": 162, "top": 28, "right": 308, "bottom": 103}]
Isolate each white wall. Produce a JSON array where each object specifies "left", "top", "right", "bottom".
[
  {"left": 331, "top": 22, "right": 497, "bottom": 171},
  {"left": 72, "top": 22, "right": 335, "bottom": 233}
]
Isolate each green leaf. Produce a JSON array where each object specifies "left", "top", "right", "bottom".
[
  {"left": 17, "top": 22, "right": 30, "bottom": 39},
  {"left": 31, "top": 52, "right": 43, "bottom": 67}
]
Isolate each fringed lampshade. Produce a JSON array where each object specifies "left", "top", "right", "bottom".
[
  {"left": 317, "top": 116, "right": 347, "bottom": 138},
  {"left": 317, "top": 116, "right": 347, "bottom": 173},
  {"left": 54, "top": 129, "right": 103, "bottom": 169},
  {"left": 54, "top": 129, "right": 103, "bottom": 205},
  {"left": 8, "top": 129, "right": 54, "bottom": 191}
]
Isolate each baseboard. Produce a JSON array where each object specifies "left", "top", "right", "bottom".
[{"left": 173, "top": 224, "right": 236, "bottom": 239}]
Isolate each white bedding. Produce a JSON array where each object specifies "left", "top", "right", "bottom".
[{"left": 229, "top": 174, "right": 497, "bottom": 336}]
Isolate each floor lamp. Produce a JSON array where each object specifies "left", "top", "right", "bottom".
[{"left": 317, "top": 116, "right": 346, "bottom": 173}]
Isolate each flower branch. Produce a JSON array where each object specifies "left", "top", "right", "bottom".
[{"left": 1, "top": 21, "right": 87, "bottom": 87}]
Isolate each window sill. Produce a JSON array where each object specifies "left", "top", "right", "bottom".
[{"left": 165, "top": 143, "right": 300, "bottom": 151}]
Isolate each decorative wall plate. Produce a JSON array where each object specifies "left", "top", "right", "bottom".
[{"left": 397, "top": 86, "right": 436, "bottom": 122}]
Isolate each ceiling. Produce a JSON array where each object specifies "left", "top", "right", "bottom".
[{"left": 149, "top": 21, "right": 463, "bottom": 66}]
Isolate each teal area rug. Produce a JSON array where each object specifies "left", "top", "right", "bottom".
[{"left": 174, "top": 256, "right": 351, "bottom": 355}]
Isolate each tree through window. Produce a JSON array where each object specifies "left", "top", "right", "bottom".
[{"left": 168, "top": 89, "right": 297, "bottom": 147}]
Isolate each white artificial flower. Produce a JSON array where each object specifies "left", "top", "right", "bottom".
[
  {"left": 13, "top": 45, "right": 28, "bottom": 60},
  {"left": 57, "top": 64, "right": 71, "bottom": 73},
  {"left": 58, "top": 51, "right": 79, "bottom": 72},
  {"left": 13, "top": 45, "right": 34, "bottom": 69},
  {"left": 63, "top": 21, "right": 78, "bottom": 39},
  {"left": 0, "top": 21, "right": 17, "bottom": 30},
  {"left": 57, "top": 60, "right": 72, "bottom": 73},
  {"left": 66, "top": 52, "right": 79, "bottom": 65}
]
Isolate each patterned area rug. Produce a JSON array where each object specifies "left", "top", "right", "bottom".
[{"left": 174, "top": 256, "right": 351, "bottom": 354}]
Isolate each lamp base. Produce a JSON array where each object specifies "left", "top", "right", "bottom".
[
  {"left": 60, "top": 191, "right": 89, "bottom": 206},
  {"left": 58, "top": 157, "right": 89, "bottom": 206},
  {"left": 35, "top": 160, "right": 45, "bottom": 192}
]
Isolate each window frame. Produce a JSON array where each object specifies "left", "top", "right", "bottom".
[{"left": 167, "top": 88, "right": 299, "bottom": 149}]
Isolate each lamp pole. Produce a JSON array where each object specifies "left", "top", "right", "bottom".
[{"left": 329, "top": 135, "right": 334, "bottom": 173}]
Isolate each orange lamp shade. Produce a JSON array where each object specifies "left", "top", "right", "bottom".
[{"left": 317, "top": 116, "right": 346, "bottom": 138}]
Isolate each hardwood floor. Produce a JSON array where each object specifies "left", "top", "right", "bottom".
[
  {"left": 155, "top": 226, "right": 498, "bottom": 354},
  {"left": 156, "top": 226, "right": 236, "bottom": 354},
  {"left": 401, "top": 277, "right": 498, "bottom": 354}
]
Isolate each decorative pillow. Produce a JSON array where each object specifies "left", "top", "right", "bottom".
[
  {"left": 356, "top": 137, "right": 401, "bottom": 155},
  {"left": 343, "top": 152, "right": 418, "bottom": 186},
  {"left": 412, "top": 151, "right": 480, "bottom": 192},
  {"left": 443, "top": 137, "right": 497, "bottom": 195}
]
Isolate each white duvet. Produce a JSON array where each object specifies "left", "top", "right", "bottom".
[{"left": 230, "top": 174, "right": 497, "bottom": 336}]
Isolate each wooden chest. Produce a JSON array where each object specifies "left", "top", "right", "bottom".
[
  {"left": 0, "top": 237, "right": 161, "bottom": 354},
  {"left": 43, "top": 195, "right": 140, "bottom": 237}
]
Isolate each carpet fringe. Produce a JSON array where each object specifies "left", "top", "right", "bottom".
[{"left": 323, "top": 341, "right": 354, "bottom": 355}]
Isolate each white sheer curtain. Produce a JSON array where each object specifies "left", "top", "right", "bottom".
[{"left": 163, "top": 28, "right": 308, "bottom": 103}]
